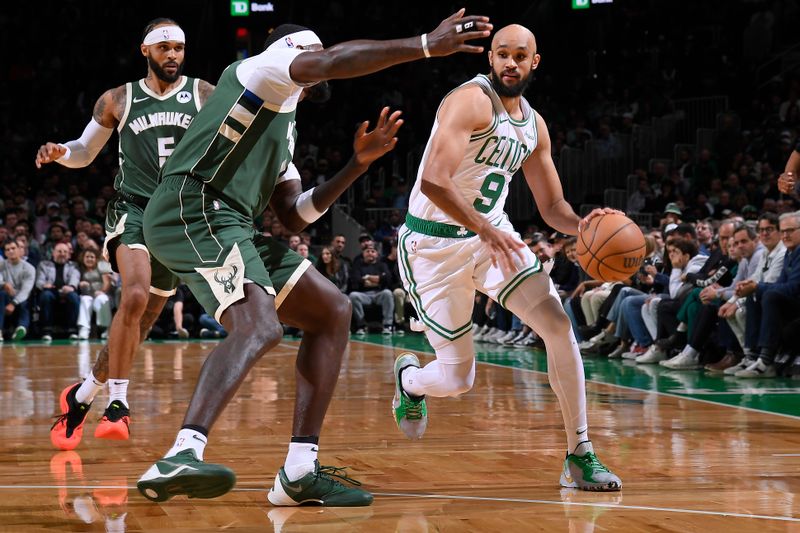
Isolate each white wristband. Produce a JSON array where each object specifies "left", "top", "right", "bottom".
[
  {"left": 295, "top": 188, "right": 328, "bottom": 223},
  {"left": 421, "top": 33, "right": 431, "bottom": 58}
]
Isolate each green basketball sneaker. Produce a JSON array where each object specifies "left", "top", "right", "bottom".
[
  {"left": 137, "top": 449, "right": 236, "bottom": 502},
  {"left": 268, "top": 460, "right": 373, "bottom": 506},
  {"left": 559, "top": 441, "right": 621, "bottom": 491},
  {"left": 392, "top": 352, "right": 428, "bottom": 440}
]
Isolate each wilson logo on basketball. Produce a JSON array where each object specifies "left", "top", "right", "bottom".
[{"left": 623, "top": 256, "right": 643, "bottom": 269}]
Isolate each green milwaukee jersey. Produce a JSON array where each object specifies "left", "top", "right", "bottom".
[
  {"left": 116, "top": 76, "right": 201, "bottom": 198},
  {"left": 160, "top": 48, "right": 309, "bottom": 219}
]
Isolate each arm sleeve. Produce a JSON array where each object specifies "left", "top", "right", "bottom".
[
  {"left": 14, "top": 264, "right": 35, "bottom": 304},
  {"left": 235, "top": 48, "right": 310, "bottom": 111},
  {"left": 56, "top": 119, "right": 114, "bottom": 168}
]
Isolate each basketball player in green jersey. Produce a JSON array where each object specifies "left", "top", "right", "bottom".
[
  {"left": 391, "top": 25, "right": 622, "bottom": 491},
  {"left": 35, "top": 18, "right": 215, "bottom": 448},
  {"left": 135, "top": 12, "right": 492, "bottom": 506}
]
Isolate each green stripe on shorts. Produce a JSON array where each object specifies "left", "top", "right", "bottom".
[{"left": 398, "top": 229, "right": 472, "bottom": 341}]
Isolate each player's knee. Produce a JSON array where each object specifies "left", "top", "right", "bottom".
[
  {"left": 119, "top": 285, "right": 149, "bottom": 316},
  {"left": 334, "top": 292, "right": 352, "bottom": 325},
  {"left": 250, "top": 320, "right": 284, "bottom": 357},
  {"left": 538, "top": 305, "right": 572, "bottom": 340},
  {"left": 447, "top": 374, "right": 474, "bottom": 396}
]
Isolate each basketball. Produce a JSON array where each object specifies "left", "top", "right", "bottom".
[{"left": 576, "top": 213, "right": 646, "bottom": 282}]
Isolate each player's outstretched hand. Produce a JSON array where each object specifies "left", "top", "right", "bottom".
[
  {"left": 478, "top": 223, "right": 526, "bottom": 273},
  {"left": 579, "top": 207, "right": 625, "bottom": 233},
  {"left": 426, "top": 8, "right": 492, "bottom": 56},
  {"left": 35, "top": 142, "right": 66, "bottom": 169},
  {"left": 352, "top": 107, "right": 404, "bottom": 167},
  {"left": 778, "top": 172, "right": 796, "bottom": 195}
]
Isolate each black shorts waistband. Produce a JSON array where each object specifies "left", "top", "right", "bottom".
[{"left": 116, "top": 190, "right": 150, "bottom": 209}]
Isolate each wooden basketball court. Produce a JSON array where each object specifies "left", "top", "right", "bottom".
[{"left": 1, "top": 335, "right": 800, "bottom": 531}]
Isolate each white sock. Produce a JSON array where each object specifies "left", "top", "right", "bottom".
[
  {"left": 75, "top": 371, "right": 105, "bottom": 405},
  {"left": 165, "top": 428, "right": 207, "bottom": 460},
  {"left": 682, "top": 345, "right": 699, "bottom": 358},
  {"left": 108, "top": 379, "right": 129, "bottom": 408},
  {"left": 283, "top": 442, "right": 318, "bottom": 481},
  {"left": 677, "top": 322, "right": 687, "bottom": 332}
]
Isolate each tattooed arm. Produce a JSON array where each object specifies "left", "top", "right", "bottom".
[{"left": 197, "top": 79, "right": 215, "bottom": 107}]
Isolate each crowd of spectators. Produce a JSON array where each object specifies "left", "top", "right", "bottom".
[{"left": 1, "top": 2, "right": 799, "bottom": 366}]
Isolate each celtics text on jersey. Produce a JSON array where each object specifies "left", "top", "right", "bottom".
[{"left": 408, "top": 74, "right": 539, "bottom": 225}]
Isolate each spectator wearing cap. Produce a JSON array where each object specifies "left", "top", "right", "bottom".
[
  {"left": 661, "top": 202, "right": 683, "bottom": 228},
  {"left": 742, "top": 205, "right": 759, "bottom": 221},
  {"left": 348, "top": 243, "right": 394, "bottom": 335},
  {"left": 352, "top": 234, "right": 376, "bottom": 270}
]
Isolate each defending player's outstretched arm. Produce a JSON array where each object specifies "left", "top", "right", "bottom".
[
  {"left": 271, "top": 106, "right": 403, "bottom": 233},
  {"left": 288, "top": 9, "right": 492, "bottom": 84}
]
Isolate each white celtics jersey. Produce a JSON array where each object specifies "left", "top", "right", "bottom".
[{"left": 408, "top": 74, "right": 538, "bottom": 225}]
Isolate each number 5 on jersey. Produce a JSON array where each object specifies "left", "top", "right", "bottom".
[{"left": 158, "top": 137, "right": 175, "bottom": 168}]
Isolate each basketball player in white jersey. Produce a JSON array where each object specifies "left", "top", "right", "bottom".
[{"left": 392, "top": 24, "right": 622, "bottom": 491}]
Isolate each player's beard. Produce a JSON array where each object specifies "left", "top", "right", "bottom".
[
  {"left": 148, "top": 56, "right": 184, "bottom": 83},
  {"left": 489, "top": 68, "right": 532, "bottom": 97},
  {"left": 306, "top": 81, "right": 331, "bottom": 104}
]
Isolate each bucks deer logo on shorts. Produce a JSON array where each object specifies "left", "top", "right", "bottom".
[
  {"left": 214, "top": 265, "right": 239, "bottom": 294},
  {"left": 195, "top": 243, "right": 246, "bottom": 312}
]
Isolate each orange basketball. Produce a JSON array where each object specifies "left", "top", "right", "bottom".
[{"left": 576, "top": 213, "right": 646, "bottom": 282}]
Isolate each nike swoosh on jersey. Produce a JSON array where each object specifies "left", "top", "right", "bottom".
[{"left": 133, "top": 96, "right": 150, "bottom": 103}]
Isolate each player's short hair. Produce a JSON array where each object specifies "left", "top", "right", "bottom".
[
  {"left": 142, "top": 17, "right": 179, "bottom": 41},
  {"left": 263, "top": 24, "right": 311, "bottom": 51}
]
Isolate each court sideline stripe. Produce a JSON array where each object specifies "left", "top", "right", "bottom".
[
  {"left": 350, "top": 339, "right": 800, "bottom": 422},
  {"left": 0, "top": 484, "right": 795, "bottom": 522}
]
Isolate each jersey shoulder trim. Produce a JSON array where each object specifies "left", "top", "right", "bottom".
[
  {"left": 435, "top": 76, "right": 497, "bottom": 141},
  {"left": 193, "top": 77, "right": 202, "bottom": 112},
  {"left": 138, "top": 76, "right": 189, "bottom": 101},
  {"left": 470, "top": 112, "right": 498, "bottom": 141},
  {"left": 117, "top": 82, "right": 133, "bottom": 133}
]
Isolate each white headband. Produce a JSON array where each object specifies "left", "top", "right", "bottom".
[
  {"left": 266, "top": 29, "right": 322, "bottom": 51},
  {"left": 142, "top": 25, "right": 186, "bottom": 46}
]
